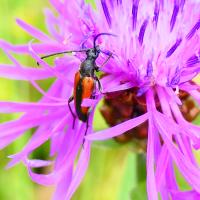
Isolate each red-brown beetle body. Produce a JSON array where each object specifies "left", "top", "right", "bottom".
[{"left": 74, "top": 71, "right": 95, "bottom": 122}]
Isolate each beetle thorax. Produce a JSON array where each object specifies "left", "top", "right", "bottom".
[{"left": 80, "top": 59, "right": 96, "bottom": 77}]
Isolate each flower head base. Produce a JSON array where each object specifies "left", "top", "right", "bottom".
[
  {"left": 100, "top": 87, "right": 200, "bottom": 145},
  {"left": 0, "top": 0, "right": 200, "bottom": 200}
]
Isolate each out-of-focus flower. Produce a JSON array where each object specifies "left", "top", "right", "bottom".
[{"left": 0, "top": 0, "right": 200, "bottom": 200}]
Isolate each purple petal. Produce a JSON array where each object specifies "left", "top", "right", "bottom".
[
  {"left": 146, "top": 118, "right": 158, "bottom": 200},
  {"left": 132, "top": 0, "right": 140, "bottom": 30},
  {"left": 50, "top": 130, "right": 66, "bottom": 157},
  {"left": 166, "top": 159, "right": 178, "bottom": 191},
  {"left": 101, "top": 0, "right": 112, "bottom": 27},
  {"left": 101, "top": 76, "right": 124, "bottom": 91},
  {"left": 53, "top": 165, "right": 73, "bottom": 200},
  {"left": 188, "top": 90, "right": 200, "bottom": 104},
  {"left": 165, "top": 87, "right": 182, "bottom": 105},
  {"left": 146, "top": 60, "right": 153, "bottom": 77},
  {"left": 86, "top": 113, "right": 148, "bottom": 141},
  {"left": 186, "top": 19, "right": 200, "bottom": 40},
  {"left": 138, "top": 19, "right": 148, "bottom": 45},
  {"left": 155, "top": 145, "right": 169, "bottom": 191},
  {"left": 16, "top": 18, "right": 53, "bottom": 42},
  {"left": 0, "top": 101, "right": 66, "bottom": 113},
  {"left": 186, "top": 54, "right": 200, "bottom": 67},
  {"left": 0, "top": 111, "right": 64, "bottom": 138},
  {"left": 171, "top": 190, "right": 200, "bottom": 200},
  {"left": 44, "top": 9, "right": 63, "bottom": 41},
  {"left": 180, "top": 71, "right": 198, "bottom": 84},
  {"left": 24, "top": 158, "right": 53, "bottom": 168},
  {"left": 0, "top": 39, "right": 67, "bottom": 54},
  {"left": 54, "top": 123, "right": 86, "bottom": 170},
  {"left": 0, "top": 64, "right": 54, "bottom": 80},
  {"left": 103, "top": 82, "right": 136, "bottom": 93},
  {"left": 170, "top": 2, "right": 179, "bottom": 32},
  {"left": 155, "top": 111, "right": 200, "bottom": 192},
  {"left": 7, "top": 115, "right": 69, "bottom": 168},
  {"left": 65, "top": 142, "right": 91, "bottom": 200},
  {"left": 179, "top": 82, "right": 199, "bottom": 91},
  {"left": 0, "top": 132, "right": 26, "bottom": 150},
  {"left": 153, "top": 1, "right": 159, "bottom": 28},
  {"left": 55, "top": 104, "right": 96, "bottom": 174},
  {"left": 50, "top": 0, "right": 64, "bottom": 16},
  {"left": 27, "top": 168, "right": 56, "bottom": 186},
  {"left": 146, "top": 89, "right": 158, "bottom": 200},
  {"left": 157, "top": 86, "right": 199, "bottom": 143},
  {"left": 81, "top": 98, "right": 99, "bottom": 107},
  {"left": 166, "top": 38, "right": 182, "bottom": 58}
]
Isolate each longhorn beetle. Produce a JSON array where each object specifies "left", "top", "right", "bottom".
[{"left": 39, "top": 33, "right": 116, "bottom": 136}]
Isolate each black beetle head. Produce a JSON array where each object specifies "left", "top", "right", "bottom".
[{"left": 86, "top": 46, "right": 100, "bottom": 59}]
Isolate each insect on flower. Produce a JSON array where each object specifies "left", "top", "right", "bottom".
[
  {"left": 1, "top": 0, "right": 200, "bottom": 199},
  {"left": 39, "top": 33, "right": 116, "bottom": 135}
]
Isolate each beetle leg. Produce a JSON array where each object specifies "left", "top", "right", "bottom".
[
  {"left": 93, "top": 53, "right": 113, "bottom": 95},
  {"left": 85, "top": 116, "right": 89, "bottom": 136},
  {"left": 68, "top": 96, "right": 76, "bottom": 128},
  {"left": 82, "top": 114, "right": 89, "bottom": 148},
  {"left": 94, "top": 65, "right": 100, "bottom": 72},
  {"left": 99, "top": 53, "right": 113, "bottom": 68},
  {"left": 94, "top": 76, "right": 102, "bottom": 93},
  {"left": 94, "top": 52, "right": 113, "bottom": 72}
]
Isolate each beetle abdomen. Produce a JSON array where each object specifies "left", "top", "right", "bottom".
[{"left": 74, "top": 72, "right": 95, "bottom": 122}]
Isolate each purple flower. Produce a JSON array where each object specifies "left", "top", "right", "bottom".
[{"left": 0, "top": 0, "right": 200, "bottom": 200}]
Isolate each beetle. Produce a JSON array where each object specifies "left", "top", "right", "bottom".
[{"left": 39, "top": 33, "right": 116, "bottom": 135}]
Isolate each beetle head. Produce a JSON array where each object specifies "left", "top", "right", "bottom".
[{"left": 86, "top": 46, "right": 100, "bottom": 59}]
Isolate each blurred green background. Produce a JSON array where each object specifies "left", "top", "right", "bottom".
[{"left": 0, "top": 0, "right": 198, "bottom": 200}]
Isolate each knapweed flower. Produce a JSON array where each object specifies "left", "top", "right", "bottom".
[{"left": 0, "top": 0, "right": 200, "bottom": 200}]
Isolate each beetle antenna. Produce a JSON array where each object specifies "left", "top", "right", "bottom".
[
  {"left": 37, "top": 48, "right": 90, "bottom": 65},
  {"left": 93, "top": 33, "right": 117, "bottom": 50}
]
